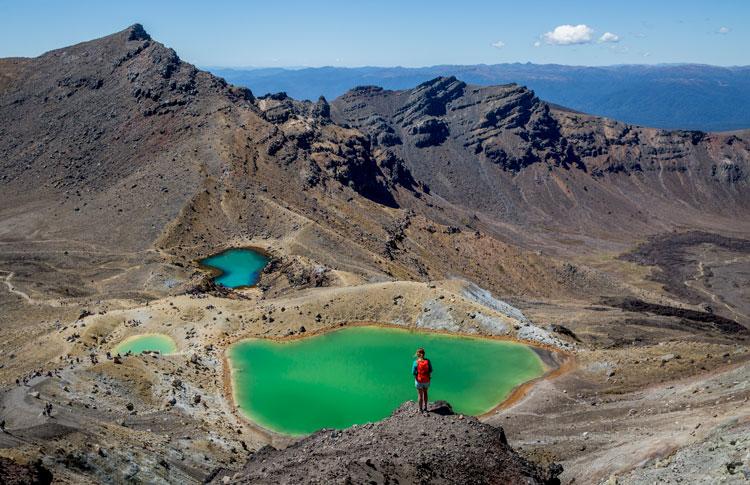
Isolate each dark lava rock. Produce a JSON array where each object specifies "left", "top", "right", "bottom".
[
  {"left": 77, "top": 309, "right": 93, "bottom": 320},
  {"left": 601, "top": 296, "right": 748, "bottom": 335},
  {"left": 410, "top": 117, "right": 449, "bottom": 147},
  {"left": 620, "top": 231, "right": 750, "bottom": 307},
  {"left": 213, "top": 400, "right": 561, "bottom": 484},
  {"left": 549, "top": 324, "right": 581, "bottom": 342},
  {"left": 375, "top": 150, "right": 417, "bottom": 190},
  {"left": 0, "top": 457, "right": 52, "bottom": 485}
]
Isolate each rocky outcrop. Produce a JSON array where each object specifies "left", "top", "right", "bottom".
[
  {"left": 409, "top": 117, "right": 449, "bottom": 147},
  {"left": 373, "top": 149, "right": 418, "bottom": 190},
  {"left": 396, "top": 76, "right": 466, "bottom": 125},
  {"left": 467, "top": 85, "right": 581, "bottom": 171},
  {"left": 309, "top": 128, "right": 400, "bottom": 207},
  {"left": 255, "top": 91, "right": 418, "bottom": 207},
  {"left": 215, "top": 401, "right": 562, "bottom": 484}
]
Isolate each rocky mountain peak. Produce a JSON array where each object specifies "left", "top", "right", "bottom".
[
  {"left": 398, "top": 76, "right": 466, "bottom": 124},
  {"left": 332, "top": 76, "right": 577, "bottom": 168},
  {"left": 126, "top": 23, "right": 151, "bottom": 41}
]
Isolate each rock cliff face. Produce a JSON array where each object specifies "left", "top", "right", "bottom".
[
  {"left": 253, "top": 92, "right": 408, "bottom": 207},
  {"left": 331, "top": 77, "right": 750, "bottom": 240},
  {"left": 214, "top": 402, "right": 562, "bottom": 485},
  {"left": 331, "top": 76, "right": 582, "bottom": 173}
]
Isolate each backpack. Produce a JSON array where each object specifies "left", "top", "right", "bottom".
[{"left": 416, "top": 358, "right": 431, "bottom": 383}]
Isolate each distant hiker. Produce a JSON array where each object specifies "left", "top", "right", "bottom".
[{"left": 412, "top": 348, "right": 432, "bottom": 413}]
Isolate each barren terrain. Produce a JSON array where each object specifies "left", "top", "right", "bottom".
[{"left": 0, "top": 25, "right": 749, "bottom": 483}]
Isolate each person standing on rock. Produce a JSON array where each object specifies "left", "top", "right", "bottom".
[{"left": 412, "top": 348, "right": 432, "bottom": 413}]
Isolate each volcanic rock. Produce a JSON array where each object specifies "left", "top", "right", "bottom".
[{"left": 214, "top": 401, "right": 561, "bottom": 484}]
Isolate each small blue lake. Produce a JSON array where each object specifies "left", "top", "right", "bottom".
[{"left": 200, "top": 248, "right": 270, "bottom": 288}]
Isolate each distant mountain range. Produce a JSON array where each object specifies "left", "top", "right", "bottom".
[{"left": 209, "top": 64, "right": 750, "bottom": 132}]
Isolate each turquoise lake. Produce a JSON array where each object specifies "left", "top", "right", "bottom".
[
  {"left": 113, "top": 334, "right": 177, "bottom": 355},
  {"left": 200, "top": 248, "right": 270, "bottom": 288},
  {"left": 229, "top": 326, "right": 545, "bottom": 435}
]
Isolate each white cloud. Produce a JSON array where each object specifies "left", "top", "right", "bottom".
[
  {"left": 718, "top": 26, "right": 730, "bottom": 34},
  {"left": 598, "top": 32, "right": 620, "bottom": 43},
  {"left": 543, "top": 24, "right": 594, "bottom": 45},
  {"left": 533, "top": 41, "right": 541, "bottom": 48},
  {"left": 491, "top": 40, "right": 505, "bottom": 49}
]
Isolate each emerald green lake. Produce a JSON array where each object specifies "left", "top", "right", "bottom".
[
  {"left": 229, "top": 326, "right": 545, "bottom": 435},
  {"left": 200, "top": 248, "right": 269, "bottom": 288},
  {"left": 113, "top": 334, "right": 177, "bottom": 355}
]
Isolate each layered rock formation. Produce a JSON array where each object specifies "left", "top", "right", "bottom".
[{"left": 331, "top": 77, "right": 750, "bottom": 242}]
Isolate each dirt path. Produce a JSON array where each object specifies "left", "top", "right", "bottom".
[
  {"left": 0, "top": 377, "right": 60, "bottom": 432},
  {"left": 1, "top": 271, "right": 34, "bottom": 304},
  {"left": 683, "top": 248, "right": 750, "bottom": 323},
  {"left": 0, "top": 270, "right": 73, "bottom": 308}
]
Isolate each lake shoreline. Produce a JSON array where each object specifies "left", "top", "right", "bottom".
[
  {"left": 224, "top": 321, "right": 575, "bottom": 438},
  {"left": 112, "top": 333, "right": 178, "bottom": 355},
  {"left": 195, "top": 245, "right": 272, "bottom": 290}
]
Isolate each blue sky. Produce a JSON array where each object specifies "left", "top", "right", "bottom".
[{"left": 1, "top": 0, "right": 747, "bottom": 67}]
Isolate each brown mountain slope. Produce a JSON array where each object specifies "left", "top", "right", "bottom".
[
  {"left": 0, "top": 24, "right": 621, "bottom": 307},
  {"left": 0, "top": 24, "right": 393, "bottom": 252},
  {"left": 1, "top": 25, "right": 748, "bottom": 335}
]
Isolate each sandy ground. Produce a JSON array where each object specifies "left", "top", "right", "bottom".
[{"left": 0, "top": 235, "right": 748, "bottom": 484}]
